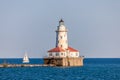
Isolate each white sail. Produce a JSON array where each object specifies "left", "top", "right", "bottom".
[{"left": 23, "top": 52, "right": 29, "bottom": 63}]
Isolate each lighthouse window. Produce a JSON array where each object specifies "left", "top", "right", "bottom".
[
  {"left": 56, "top": 53, "right": 59, "bottom": 56},
  {"left": 76, "top": 53, "right": 78, "bottom": 56},
  {"left": 61, "top": 45, "right": 62, "bottom": 47},
  {"left": 64, "top": 53, "right": 65, "bottom": 56},
  {"left": 61, "top": 36, "right": 62, "bottom": 39},
  {"left": 49, "top": 53, "right": 52, "bottom": 56},
  {"left": 61, "top": 53, "right": 63, "bottom": 55}
]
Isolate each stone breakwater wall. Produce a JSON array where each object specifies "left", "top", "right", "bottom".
[{"left": 44, "top": 57, "right": 84, "bottom": 66}]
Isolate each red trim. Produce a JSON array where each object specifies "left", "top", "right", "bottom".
[
  {"left": 48, "top": 47, "right": 65, "bottom": 52},
  {"left": 68, "top": 46, "right": 78, "bottom": 52},
  {"left": 48, "top": 46, "right": 78, "bottom": 52}
]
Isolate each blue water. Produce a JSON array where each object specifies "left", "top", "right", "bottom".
[{"left": 0, "top": 58, "right": 120, "bottom": 80}]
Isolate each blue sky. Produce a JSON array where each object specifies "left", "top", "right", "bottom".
[{"left": 0, "top": 0, "right": 120, "bottom": 58}]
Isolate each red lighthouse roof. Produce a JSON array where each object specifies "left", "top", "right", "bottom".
[
  {"left": 48, "top": 46, "right": 78, "bottom": 52},
  {"left": 48, "top": 47, "right": 65, "bottom": 52},
  {"left": 68, "top": 46, "right": 79, "bottom": 52}
]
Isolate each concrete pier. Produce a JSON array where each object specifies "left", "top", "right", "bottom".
[{"left": 0, "top": 64, "right": 54, "bottom": 68}]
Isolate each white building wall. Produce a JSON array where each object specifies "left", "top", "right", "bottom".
[
  {"left": 48, "top": 52, "right": 66, "bottom": 58},
  {"left": 48, "top": 52, "right": 79, "bottom": 58},
  {"left": 59, "top": 52, "right": 67, "bottom": 57},
  {"left": 68, "top": 52, "right": 80, "bottom": 57}
]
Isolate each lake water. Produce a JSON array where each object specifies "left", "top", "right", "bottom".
[{"left": 0, "top": 58, "right": 120, "bottom": 80}]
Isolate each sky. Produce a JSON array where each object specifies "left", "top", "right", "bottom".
[{"left": 0, "top": 0, "right": 120, "bottom": 58}]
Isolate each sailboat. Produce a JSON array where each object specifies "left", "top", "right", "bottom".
[{"left": 23, "top": 52, "right": 29, "bottom": 63}]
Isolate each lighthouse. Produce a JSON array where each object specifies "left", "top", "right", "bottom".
[
  {"left": 55, "top": 19, "right": 68, "bottom": 49},
  {"left": 44, "top": 19, "right": 84, "bottom": 66}
]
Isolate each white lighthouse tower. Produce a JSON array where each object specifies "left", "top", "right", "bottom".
[
  {"left": 44, "top": 19, "right": 84, "bottom": 66},
  {"left": 56, "top": 19, "right": 68, "bottom": 49}
]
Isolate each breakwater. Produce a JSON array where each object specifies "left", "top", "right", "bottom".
[{"left": 0, "top": 64, "right": 53, "bottom": 68}]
